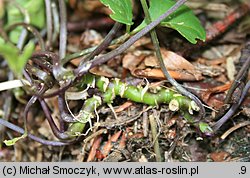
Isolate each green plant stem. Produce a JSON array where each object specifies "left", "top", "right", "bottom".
[
  {"left": 0, "top": 73, "right": 204, "bottom": 142},
  {"left": 67, "top": 96, "right": 102, "bottom": 135},
  {"left": 149, "top": 114, "right": 162, "bottom": 162},
  {"left": 44, "top": 0, "right": 190, "bottom": 96},
  {"left": 140, "top": 0, "right": 205, "bottom": 120},
  {"left": 92, "top": 74, "right": 198, "bottom": 111},
  {"left": 62, "top": 46, "right": 97, "bottom": 65},
  {"left": 126, "top": 25, "right": 131, "bottom": 33},
  {"left": 66, "top": 73, "right": 200, "bottom": 137}
]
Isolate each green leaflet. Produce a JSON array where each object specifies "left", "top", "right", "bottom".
[
  {"left": 199, "top": 122, "right": 213, "bottom": 133},
  {"left": 4, "top": 132, "right": 27, "bottom": 146},
  {"left": 0, "top": 38, "right": 35, "bottom": 77},
  {"left": 67, "top": 74, "right": 208, "bottom": 136},
  {"left": 134, "top": 0, "right": 206, "bottom": 44},
  {"left": 100, "top": 0, "right": 133, "bottom": 25}
]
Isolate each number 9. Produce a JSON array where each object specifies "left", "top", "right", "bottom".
[{"left": 241, "top": 166, "right": 246, "bottom": 174}]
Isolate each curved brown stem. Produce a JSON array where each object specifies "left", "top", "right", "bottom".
[
  {"left": 6, "top": 22, "right": 46, "bottom": 51},
  {"left": 25, "top": 64, "right": 54, "bottom": 88},
  {"left": 23, "top": 84, "right": 47, "bottom": 134},
  {"left": 39, "top": 98, "right": 73, "bottom": 141},
  {"left": 31, "top": 51, "right": 72, "bottom": 83},
  {"left": 58, "top": 93, "right": 77, "bottom": 122},
  {"left": 31, "top": 58, "right": 53, "bottom": 73},
  {"left": 42, "top": 81, "right": 72, "bottom": 98},
  {"left": 0, "top": 118, "right": 72, "bottom": 146},
  {"left": 213, "top": 80, "right": 250, "bottom": 131}
]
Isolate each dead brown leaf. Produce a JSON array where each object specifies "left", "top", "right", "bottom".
[
  {"left": 122, "top": 52, "right": 145, "bottom": 72},
  {"left": 123, "top": 48, "right": 203, "bottom": 81},
  {"left": 145, "top": 50, "right": 195, "bottom": 70},
  {"left": 202, "top": 83, "right": 231, "bottom": 103},
  {"left": 210, "top": 151, "right": 230, "bottom": 162},
  {"left": 133, "top": 68, "right": 201, "bottom": 81},
  {"left": 89, "top": 66, "right": 114, "bottom": 78},
  {"left": 183, "top": 81, "right": 226, "bottom": 109}
]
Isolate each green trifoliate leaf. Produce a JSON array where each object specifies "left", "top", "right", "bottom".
[
  {"left": 100, "top": 0, "right": 133, "bottom": 25},
  {"left": 134, "top": 0, "right": 206, "bottom": 44}
]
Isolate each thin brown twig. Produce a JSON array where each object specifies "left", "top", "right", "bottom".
[
  {"left": 39, "top": 98, "right": 73, "bottom": 141},
  {"left": 220, "top": 121, "right": 250, "bottom": 140},
  {"left": 6, "top": 22, "right": 46, "bottom": 51}
]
